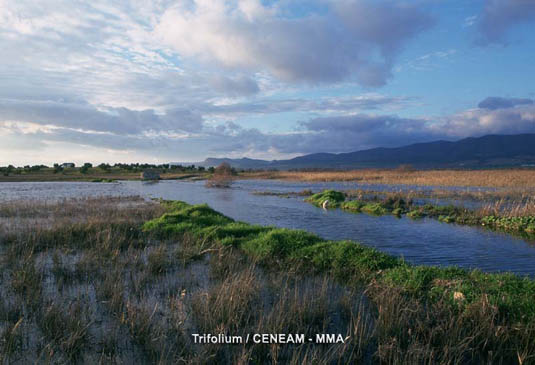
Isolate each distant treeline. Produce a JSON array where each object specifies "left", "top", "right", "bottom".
[
  {"left": 0, "top": 163, "right": 211, "bottom": 176},
  {"left": 0, "top": 163, "right": 412, "bottom": 176}
]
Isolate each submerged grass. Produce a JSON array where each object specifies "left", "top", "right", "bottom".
[{"left": 0, "top": 197, "right": 371, "bottom": 363}]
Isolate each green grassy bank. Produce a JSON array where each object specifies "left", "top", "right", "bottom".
[
  {"left": 142, "top": 200, "right": 535, "bottom": 363},
  {"left": 306, "top": 190, "right": 535, "bottom": 236},
  {"left": 144, "top": 201, "right": 535, "bottom": 323}
]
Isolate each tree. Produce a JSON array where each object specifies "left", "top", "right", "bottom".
[
  {"left": 80, "top": 162, "right": 92, "bottom": 174},
  {"left": 98, "top": 163, "right": 111, "bottom": 172}
]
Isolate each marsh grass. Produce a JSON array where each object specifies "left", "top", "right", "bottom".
[
  {"left": 343, "top": 188, "right": 535, "bottom": 218},
  {"left": 142, "top": 200, "right": 535, "bottom": 364},
  {"left": 189, "top": 260, "right": 367, "bottom": 364},
  {"left": 0, "top": 197, "right": 378, "bottom": 363},
  {"left": 191, "top": 265, "right": 260, "bottom": 336},
  {"left": 0, "top": 318, "right": 23, "bottom": 358},
  {"left": 10, "top": 257, "right": 43, "bottom": 311},
  {"left": 370, "top": 284, "right": 535, "bottom": 364},
  {"left": 478, "top": 197, "right": 535, "bottom": 218},
  {"left": 38, "top": 301, "right": 91, "bottom": 361},
  {"left": 174, "top": 232, "right": 217, "bottom": 266},
  {"left": 0, "top": 197, "right": 166, "bottom": 362},
  {"left": 147, "top": 245, "right": 170, "bottom": 275},
  {"left": 2, "top": 197, "right": 535, "bottom": 363}
]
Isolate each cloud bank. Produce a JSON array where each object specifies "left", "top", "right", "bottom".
[
  {"left": 155, "top": 0, "right": 434, "bottom": 87},
  {"left": 4, "top": 96, "right": 535, "bottom": 163},
  {"left": 478, "top": 0, "right": 535, "bottom": 44},
  {"left": 477, "top": 97, "right": 533, "bottom": 110},
  {"left": 0, "top": 0, "right": 534, "bottom": 165}
]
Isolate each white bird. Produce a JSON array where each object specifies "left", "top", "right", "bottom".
[{"left": 322, "top": 200, "right": 329, "bottom": 210}]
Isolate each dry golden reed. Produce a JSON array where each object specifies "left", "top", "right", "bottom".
[{"left": 243, "top": 169, "right": 535, "bottom": 188}]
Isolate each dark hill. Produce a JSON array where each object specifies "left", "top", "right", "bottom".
[{"left": 180, "top": 134, "right": 535, "bottom": 169}]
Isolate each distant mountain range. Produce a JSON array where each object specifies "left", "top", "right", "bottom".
[{"left": 172, "top": 134, "right": 535, "bottom": 170}]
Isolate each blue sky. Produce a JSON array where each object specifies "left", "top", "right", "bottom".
[{"left": 1, "top": 0, "right": 534, "bottom": 165}]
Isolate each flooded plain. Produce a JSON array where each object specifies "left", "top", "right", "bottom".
[{"left": 2, "top": 179, "right": 535, "bottom": 276}]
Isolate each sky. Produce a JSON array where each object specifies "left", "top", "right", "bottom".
[{"left": 1, "top": 0, "right": 535, "bottom": 165}]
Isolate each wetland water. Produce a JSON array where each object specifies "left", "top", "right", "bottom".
[{"left": 2, "top": 180, "right": 535, "bottom": 276}]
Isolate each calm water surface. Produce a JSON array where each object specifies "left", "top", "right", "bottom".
[{"left": 2, "top": 180, "right": 534, "bottom": 276}]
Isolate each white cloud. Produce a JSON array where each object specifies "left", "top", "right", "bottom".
[
  {"left": 440, "top": 104, "right": 535, "bottom": 138},
  {"left": 396, "top": 49, "right": 457, "bottom": 73},
  {"left": 0, "top": 99, "right": 204, "bottom": 135},
  {"left": 155, "top": 0, "right": 433, "bottom": 86},
  {"left": 463, "top": 15, "right": 477, "bottom": 27}
]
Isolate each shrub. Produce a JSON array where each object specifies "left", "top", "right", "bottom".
[
  {"left": 396, "top": 164, "right": 415, "bottom": 172},
  {"left": 80, "top": 163, "right": 92, "bottom": 174},
  {"left": 206, "top": 162, "right": 235, "bottom": 188}
]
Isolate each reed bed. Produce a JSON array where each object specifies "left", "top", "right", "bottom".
[
  {"left": 477, "top": 198, "right": 535, "bottom": 218},
  {"left": 342, "top": 189, "right": 535, "bottom": 218},
  {"left": 242, "top": 169, "right": 535, "bottom": 188},
  {"left": 344, "top": 187, "right": 535, "bottom": 203}
]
